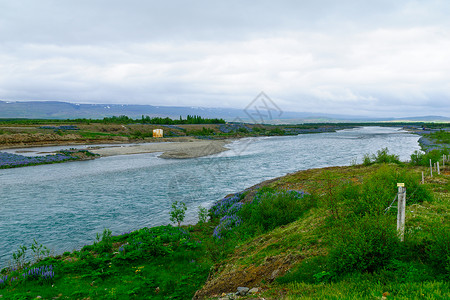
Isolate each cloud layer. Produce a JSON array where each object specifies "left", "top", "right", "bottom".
[{"left": 1, "top": 0, "right": 449, "bottom": 117}]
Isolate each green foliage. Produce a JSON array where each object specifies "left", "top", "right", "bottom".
[
  {"left": 410, "top": 150, "right": 425, "bottom": 165},
  {"left": 170, "top": 201, "right": 187, "bottom": 227},
  {"left": 197, "top": 206, "right": 208, "bottom": 224},
  {"left": 104, "top": 114, "right": 226, "bottom": 125},
  {"left": 238, "top": 190, "right": 316, "bottom": 235},
  {"left": 268, "top": 127, "right": 285, "bottom": 135},
  {"left": 410, "top": 149, "right": 449, "bottom": 166},
  {"left": 11, "top": 245, "right": 27, "bottom": 270},
  {"left": 277, "top": 256, "right": 329, "bottom": 284},
  {"left": 328, "top": 214, "right": 400, "bottom": 275},
  {"left": 30, "top": 239, "right": 51, "bottom": 263},
  {"left": 346, "top": 165, "right": 433, "bottom": 216},
  {"left": 317, "top": 171, "right": 342, "bottom": 220},
  {"left": 425, "top": 222, "right": 450, "bottom": 278},
  {"left": 383, "top": 259, "right": 434, "bottom": 283},
  {"left": 187, "top": 127, "right": 215, "bottom": 136},
  {"left": 363, "top": 148, "right": 401, "bottom": 166},
  {"left": 362, "top": 153, "right": 372, "bottom": 166},
  {"left": 91, "top": 228, "right": 113, "bottom": 254},
  {"left": 0, "top": 225, "right": 209, "bottom": 299},
  {"left": 427, "top": 131, "right": 450, "bottom": 144}
]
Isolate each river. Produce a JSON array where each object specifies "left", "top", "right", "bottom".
[{"left": 0, "top": 126, "right": 421, "bottom": 267}]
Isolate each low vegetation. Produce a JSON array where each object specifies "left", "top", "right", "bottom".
[{"left": 1, "top": 147, "right": 450, "bottom": 299}]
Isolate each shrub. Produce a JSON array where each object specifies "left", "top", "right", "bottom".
[
  {"left": 410, "top": 149, "right": 449, "bottom": 166},
  {"left": 170, "top": 201, "right": 187, "bottom": 227},
  {"left": 328, "top": 214, "right": 400, "bottom": 275},
  {"left": 277, "top": 256, "right": 329, "bottom": 284},
  {"left": 238, "top": 190, "right": 315, "bottom": 233},
  {"left": 372, "top": 148, "right": 401, "bottom": 164},
  {"left": 91, "top": 229, "right": 113, "bottom": 254},
  {"left": 348, "top": 165, "right": 433, "bottom": 216},
  {"left": 363, "top": 148, "right": 401, "bottom": 166},
  {"left": 425, "top": 223, "right": 450, "bottom": 278},
  {"left": 410, "top": 150, "right": 425, "bottom": 165},
  {"left": 197, "top": 206, "right": 208, "bottom": 224},
  {"left": 362, "top": 153, "right": 372, "bottom": 166}
]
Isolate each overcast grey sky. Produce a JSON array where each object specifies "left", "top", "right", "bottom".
[{"left": 1, "top": 0, "right": 449, "bottom": 117}]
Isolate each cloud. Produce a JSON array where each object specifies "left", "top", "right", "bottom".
[{"left": 0, "top": 1, "right": 450, "bottom": 117}]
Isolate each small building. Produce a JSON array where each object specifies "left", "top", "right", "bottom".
[{"left": 153, "top": 129, "right": 163, "bottom": 138}]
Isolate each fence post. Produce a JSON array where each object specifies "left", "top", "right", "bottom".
[
  {"left": 397, "top": 183, "right": 406, "bottom": 242},
  {"left": 430, "top": 159, "right": 433, "bottom": 177},
  {"left": 438, "top": 162, "right": 440, "bottom": 175}
]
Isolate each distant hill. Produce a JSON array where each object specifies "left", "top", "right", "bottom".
[{"left": 0, "top": 100, "right": 449, "bottom": 123}]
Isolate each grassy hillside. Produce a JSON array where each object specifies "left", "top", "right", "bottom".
[{"left": 1, "top": 149, "right": 449, "bottom": 299}]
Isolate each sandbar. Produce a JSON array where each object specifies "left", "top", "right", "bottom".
[{"left": 89, "top": 139, "right": 231, "bottom": 159}]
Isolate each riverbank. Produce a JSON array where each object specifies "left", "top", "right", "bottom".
[
  {"left": 0, "top": 149, "right": 98, "bottom": 169},
  {"left": 403, "top": 126, "right": 450, "bottom": 151}
]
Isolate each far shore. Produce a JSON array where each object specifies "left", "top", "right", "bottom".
[{"left": 89, "top": 139, "right": 232, "bottom": 159}]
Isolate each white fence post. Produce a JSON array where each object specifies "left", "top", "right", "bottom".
[
  {"left": 438, "top": 162, "right": 440, "bottom": 175},
  {"left": 397, "top": 183, "right": 406, "bottom": 242},
  {"left": 430, "top": 159, "right": 433, "bottom": 177}
]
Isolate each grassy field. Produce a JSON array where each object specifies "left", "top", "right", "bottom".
[
  {"left": 1, "top": 147, "right": 449, "bottom": 299},
  {"left": 0, "top": 120, "right": 353, "bottom": 149}
]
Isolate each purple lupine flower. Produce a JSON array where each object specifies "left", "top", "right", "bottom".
[
  {"left": 210, "top": 193, "right": 243, "bottom": 217},
  {"left": 213, "top": 214, "right": 242, "bottom": 239}
]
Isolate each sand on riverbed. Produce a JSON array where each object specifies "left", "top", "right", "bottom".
[{"left": 89, "top": 139, "right": 231, "bottom": 159}]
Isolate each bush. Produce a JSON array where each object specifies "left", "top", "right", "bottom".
[
  {"left": 348, "top": 165, "right": 433, "bottom": 216},
  {"left": 238, "top": 190, "right": 316, "bottom": 233},
  {"left": 277, "top": 256, "right": 329, "bottom": 284},
  {"left": 410, "top": 149, "right": 449, "bottom": 166},
  {"left": 197, "top": 206, "right": 208, "bottom": 224},
  {"left": 170, "top": 201, "right": 187, "bottom": 227},
  {"left": 425, "top": 223, "right": 450, "bottom": 278},
  {"left": 328, "top": 214, "right": 400, "bottom": 275},
  {"left": 90, "top": 229, "right": 113, "bottom": 254},
  {"left": 363, "top": 148, "right": 401, "bottom": 166}
]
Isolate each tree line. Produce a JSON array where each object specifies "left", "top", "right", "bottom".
[{"left": 0, "top": 115, "right": 226, "bottom": 125}]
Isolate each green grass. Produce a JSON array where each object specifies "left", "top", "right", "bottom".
[
  {"left": 0, "top": 226, "right": 212, "bottom": 299},
  {"left": 77, "top": 131, "right": 123, "bottom": 139},
  {"left": 1, "top": 150, "right": 450, "bottom": 299},
  {"left": 427, "top": 131, "right": 450, "bottom": 144}
]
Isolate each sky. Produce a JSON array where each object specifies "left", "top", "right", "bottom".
[{"left": 0, "top": 0, "right": 449, "bottom": 118}]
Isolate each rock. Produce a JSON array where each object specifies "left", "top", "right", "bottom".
[
  {"left": 227, "top": 292, "right": 236, "bottom": 299},
  {"left": 236, "top": 287, "right": 249, "bottom": 296},
  {"left": 249, "top": 287, "right": 259, "bottom": 294}
]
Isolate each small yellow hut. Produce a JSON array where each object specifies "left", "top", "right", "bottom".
[{"left": 153, "top": 129, "right": 163, "bottom": 138}]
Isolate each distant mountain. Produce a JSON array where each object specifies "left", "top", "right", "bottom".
[
  {"left": 0, "top": 100, "right": 449, "bottom": 123},
  {"left": 391, "top": 116, "right": 450, "bottom": 122}
]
